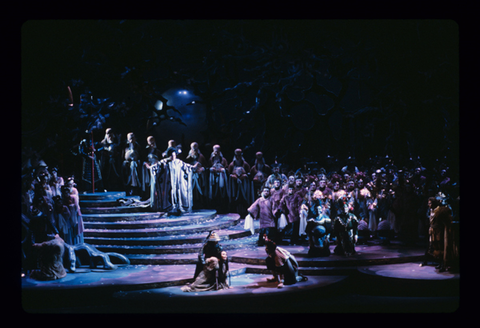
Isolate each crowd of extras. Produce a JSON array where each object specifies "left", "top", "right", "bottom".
[{"left": 21, "top": 129, "right": 460, "bottom": 276}]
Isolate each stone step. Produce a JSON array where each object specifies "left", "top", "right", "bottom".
[
  {"left": 79, "top": 191, "right": 127, "bottom": 200},
  {"left": 122, "top": 243, "right": 425, "bottom": 268},
  {"left": 82, "top": 212, "right": 166, "bottom": 223},
  {"left": 229, "top": 244, "right": 426, "bottom": 267},
  {"left": 84, "top": 224, "right": 257, "bottom": 247},
  {"left": 82, "top": 210, "right": 217, "bottom": 228},
  {"left": 91, "top": 234, "right": 259, "bottom": 255},
  {"left": 81, "top": 206, "right": 153, "bottom": 214},
  {"left": 80, "top": 196, "right": 141, "bottom": 208},
  {"left": 83, "top": 213, "right": 242, "bottom": 238}
]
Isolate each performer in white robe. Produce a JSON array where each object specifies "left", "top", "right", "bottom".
[{"left": 161, "top": 147, "right": 198, "bottom": 215}]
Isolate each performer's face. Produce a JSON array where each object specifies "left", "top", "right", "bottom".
[
  {"left": 274, "top": 180, "right": 281, "bottom": 189},
  {"left": 357, "top": 179, "right": 364, "bottom": 188},
  {"left": 334, "top": 182, "right": 340, "bottom": 191},
  {"left": 295, "top": 179, "right": 303, "bottom": 187},
  {"left": 221, "top": 251, "right": 227, "bottom": 261},
  {"left": 319, "top": 180, "right": 326, "bottom": 188},
  {"left": 261, "top": 188, "right": 270, "bottom": 198},
  {"left": 106, "top": 131, "right": 114, "bottom": 142}
]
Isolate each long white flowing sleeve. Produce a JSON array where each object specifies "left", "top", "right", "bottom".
[{"left": 244, "top": 214, "right": 255, "bottom": 235}]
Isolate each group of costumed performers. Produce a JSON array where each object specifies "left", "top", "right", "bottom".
[
  {"left": 21, "top": 161, "right": 129, "bottom": 280},
  {"left": 142, "top": 141, "right": 258, "bottom": 216},
  {"left": 245, "top": 170, "right": 360, "bottom": 258}
]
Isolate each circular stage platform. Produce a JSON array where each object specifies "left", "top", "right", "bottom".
[{"left": 21, "top": 194, "right": 460, "bottom": 313}]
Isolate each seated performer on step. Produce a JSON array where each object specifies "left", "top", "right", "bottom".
[
  {"left": 193, "top": 231, "right": 224, "bottom": 279},
  {"left": 29, "top": 234, "right": 67, "bottom": 281},
  {"left": 305, "top": 197, "right": 332, "bottom": 257},
  {"left": 182, "top": 250, "right": 230, "bottom": 292},
  {"left": 332, "top": 197, "right": 359, "bottom": 256}
]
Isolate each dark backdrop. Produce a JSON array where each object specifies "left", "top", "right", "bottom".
[{"left": 21, "top": 19, "right": 459, "bottom": 177}]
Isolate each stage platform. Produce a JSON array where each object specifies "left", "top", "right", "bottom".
[{"left": 21, "top": 192, "right": 460, "bottom": 313}]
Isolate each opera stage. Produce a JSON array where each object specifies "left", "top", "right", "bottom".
[{"left": 21, "top": 192, "right": 459, "bottom": 314}]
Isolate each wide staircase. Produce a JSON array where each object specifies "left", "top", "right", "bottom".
[
  {"left": 79, "top": 191, "right": 429, "bottom": 277},
  {"left": 80, "top": 191, "right": 260, "bottom": 267}
]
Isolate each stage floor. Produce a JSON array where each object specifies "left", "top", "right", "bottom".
[
  {"left": 21, "top": 195, "right": 460, "bottom": 314},
  {"left": 21, "top": 241, "right": 460, "bottom": 314}
]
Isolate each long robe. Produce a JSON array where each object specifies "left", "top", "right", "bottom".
[
  {"left": 208, "top": 156, "right": 229, "bottom": 200},
  {"left": 427, "top": 205, "right": 454, "bottom": 266},
  {"left": 79, "top": 139, "right": 103, "bottom": 191},
  {"left": 30, "top": 236, "right": 67, "bottom": 281},
  {"left": 228, "top": 159, "right": 254, "bottom": 204},
  {"left": 145, "top": 161, "right": 169, "bottom": 211},
  {"left": 181, "top": 257, "right": 230, "bottom": 292},
  {"left": 164, "top": 158, "right": 195, "bottom": 213},
  {"left": 270, "top": 187, "right": 285, "bottom": 217},
  {"left": 121, "top": 142, "right": 141, "bottom": 191},
  {"left": 63, "top": 188, "right": 84, "bottom": 245},
  {"left": 333, "top": 212, "right": 359, "bottom": 256},
  {"left": 185, "top": 153, "right": 208, "bottom": 204},
  {"left": 367, "top": 197, "right": 378, "bottom": 232},
  {"left": 99, "top": 139, "right": 121, "bottom": 191},
  {"left": 279, "top": 192, "right": 303, "bottom": 224},
  {"left": 248, "top": 195, "right": 279, "bottom": 244}
]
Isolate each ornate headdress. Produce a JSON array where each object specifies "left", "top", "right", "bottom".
[{"left": 206, "top": 230, "right": 221, "bottom": 242}]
